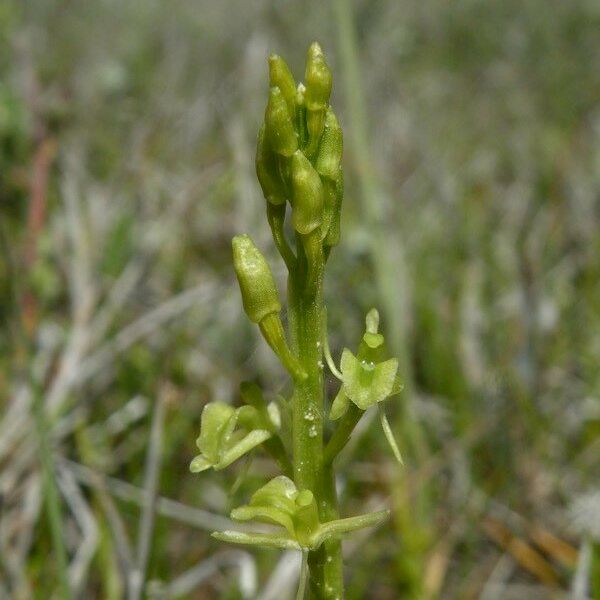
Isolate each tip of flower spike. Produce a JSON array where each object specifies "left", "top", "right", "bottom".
[
  {"left": 307, "top": 41, "right": 324, "bottom": 61},
  {"left": 366, "top": 308, "right": 380, "bottom": 334}
]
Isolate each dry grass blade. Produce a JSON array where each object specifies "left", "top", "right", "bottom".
[
  {"left": 128, "top": 389, "right": 168, "bottom": 600},
  {"left": 527, "top": 523, "right": 578, "bottom": 569},
  {"left": 571, "top": 537, "right": 592, "bottom": 600},
  {"left": 62, "top": 459, "right": 236, "bottom": 532},
  {"left": 56, "top": 465, "right": 99, "bottom": 594},
  {"left": 481, "top": 517, "right": 560, "bottom": 588},
  {"left": 148, "top": 550, "right": 257, "bottom": 599},
  {"left": 78, "top": 283, "right": 216, "bottom": 385},
  {"left": 257, "top": 551, "right": 300, "bottom": 600}
]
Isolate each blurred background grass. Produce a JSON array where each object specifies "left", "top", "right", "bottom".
[{"left": 1, "top": 0, "right": 600, "bottom": 598}]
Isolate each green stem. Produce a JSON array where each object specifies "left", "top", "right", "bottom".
[
  {"left": 267, "top": 202, "right": 296, "bottom": 271},
  {"left": 323, "top": 404, "right": 363, "bottom": 466},
  {"left": 297, "top": 551, "right": 309, "bottom": 600},
  {"left": 288, "top": 244, "right": 343, "bottom": 599}
]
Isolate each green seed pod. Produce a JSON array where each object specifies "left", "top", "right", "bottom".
[
  {"left": 232, "top": 234, "right": 281, "bottom": 323},
  {"left": 256, "top": 125, "right": 286, "bottom": 206},
  {"left": 268, "top": 54, "right": 296, "bottom": 116},
  {"left": 304, "top": 42, "right": 332, "bottom": 111},
  {"left": 265, "top": 86, "right": 298, "bottom": 157},
  {"left": 291, "top": 150, "right": 323, "bottom": 235},
  {"left": 315, "top": 108, "right": 343, "bottom": 180}
]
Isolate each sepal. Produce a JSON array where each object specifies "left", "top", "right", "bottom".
[
  {"left": 212, "top": 531, "right": 301, "bottom": 551},
  {"left": 329, "top": 386, "right": 350, "bottom": 420},
  {"left": 340, "top": 349, "right": 398, "bottom": 410}
]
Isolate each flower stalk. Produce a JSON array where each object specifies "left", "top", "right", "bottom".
[{"left": 190, "top": 42, "right": 403, "bottom": 600}]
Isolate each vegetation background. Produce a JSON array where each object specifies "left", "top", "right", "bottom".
[{"left": 1, "top": 0, "right": 599, "bottom": 598}]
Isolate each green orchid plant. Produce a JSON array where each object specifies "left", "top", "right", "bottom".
[{"left": 190, "top": 43, "right": 403, "bottom": 599}]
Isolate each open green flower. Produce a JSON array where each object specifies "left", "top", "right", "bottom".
[
  {"left": 189, "top": 400, "right": 280, "bottom": 473},
  {"left": 212, "top": 476, "right": 389, "bottom": 551},
  {"left": 330, "top": 309, "right": 402, "bottom": 420}
]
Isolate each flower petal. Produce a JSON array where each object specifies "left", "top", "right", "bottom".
[
  {"left": 189, "top": 455, "right": 213, "bottom": 473},
  {"left": 212, "top": 530, "right": 301, "bottom": 550},
  {"left": 196, "top": 402, "right": 236, "bottom": 463},
  {"left": 216, "top": 429, "right": 272, "bottom": 470},
  {"left": 231, "top": 505, "right": 296, "bottom": 537},
  {"left": 329, "top": 387, "right": 350, "bottom": 420}
]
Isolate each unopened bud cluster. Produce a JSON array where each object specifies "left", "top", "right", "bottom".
[
  {"left": 232, "top": 42, "right": 343, "bottom": 376},
  {"left": 257, "top": 42, "right": 343, "bottom": 286}
]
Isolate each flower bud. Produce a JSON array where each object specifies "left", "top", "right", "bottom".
[
  {"left": 294, "top": 84, "right": 308, "bottom": 149},
  {"left": 232, "top": 234, "right": 281, "bottom": 324},
  {"left": 315, "top": 108, "right": 343, "bottom": 180},
  {"left": 256, "top": 125, "right": 287, "bottom": 206},
  {"left": 290, "top": 150, "right": 323, "bottom": 235},
  {"left": 232, "top": 235, "right": 306, "bottom": 380},
  {"left": 305, "top": 109, "right": 325, "bottom": 158},
  {"left": 324, "top": 169, "right": 343, "bottom": 247},
  {"left": 321, "top": 178, "right": 336, "bottom": 241},
  {"left": 304, "top": 42, "right": 332, "bottom": 111},
  {"left": 268, "top": 54, "right": 296, "bottom": 116},
  {"left": 265, "top": 86, "right": 298, "bottom": 157}
]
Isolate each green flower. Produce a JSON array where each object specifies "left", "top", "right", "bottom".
[
  {"left": 330, "top": 309, "right": 402, "bottom": 420},
  {"left": 189, "top": 401, "right": 279, "bottom": 473},
  {"left": 212, "top": 476, "right": 389, "bottom": 551}
]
